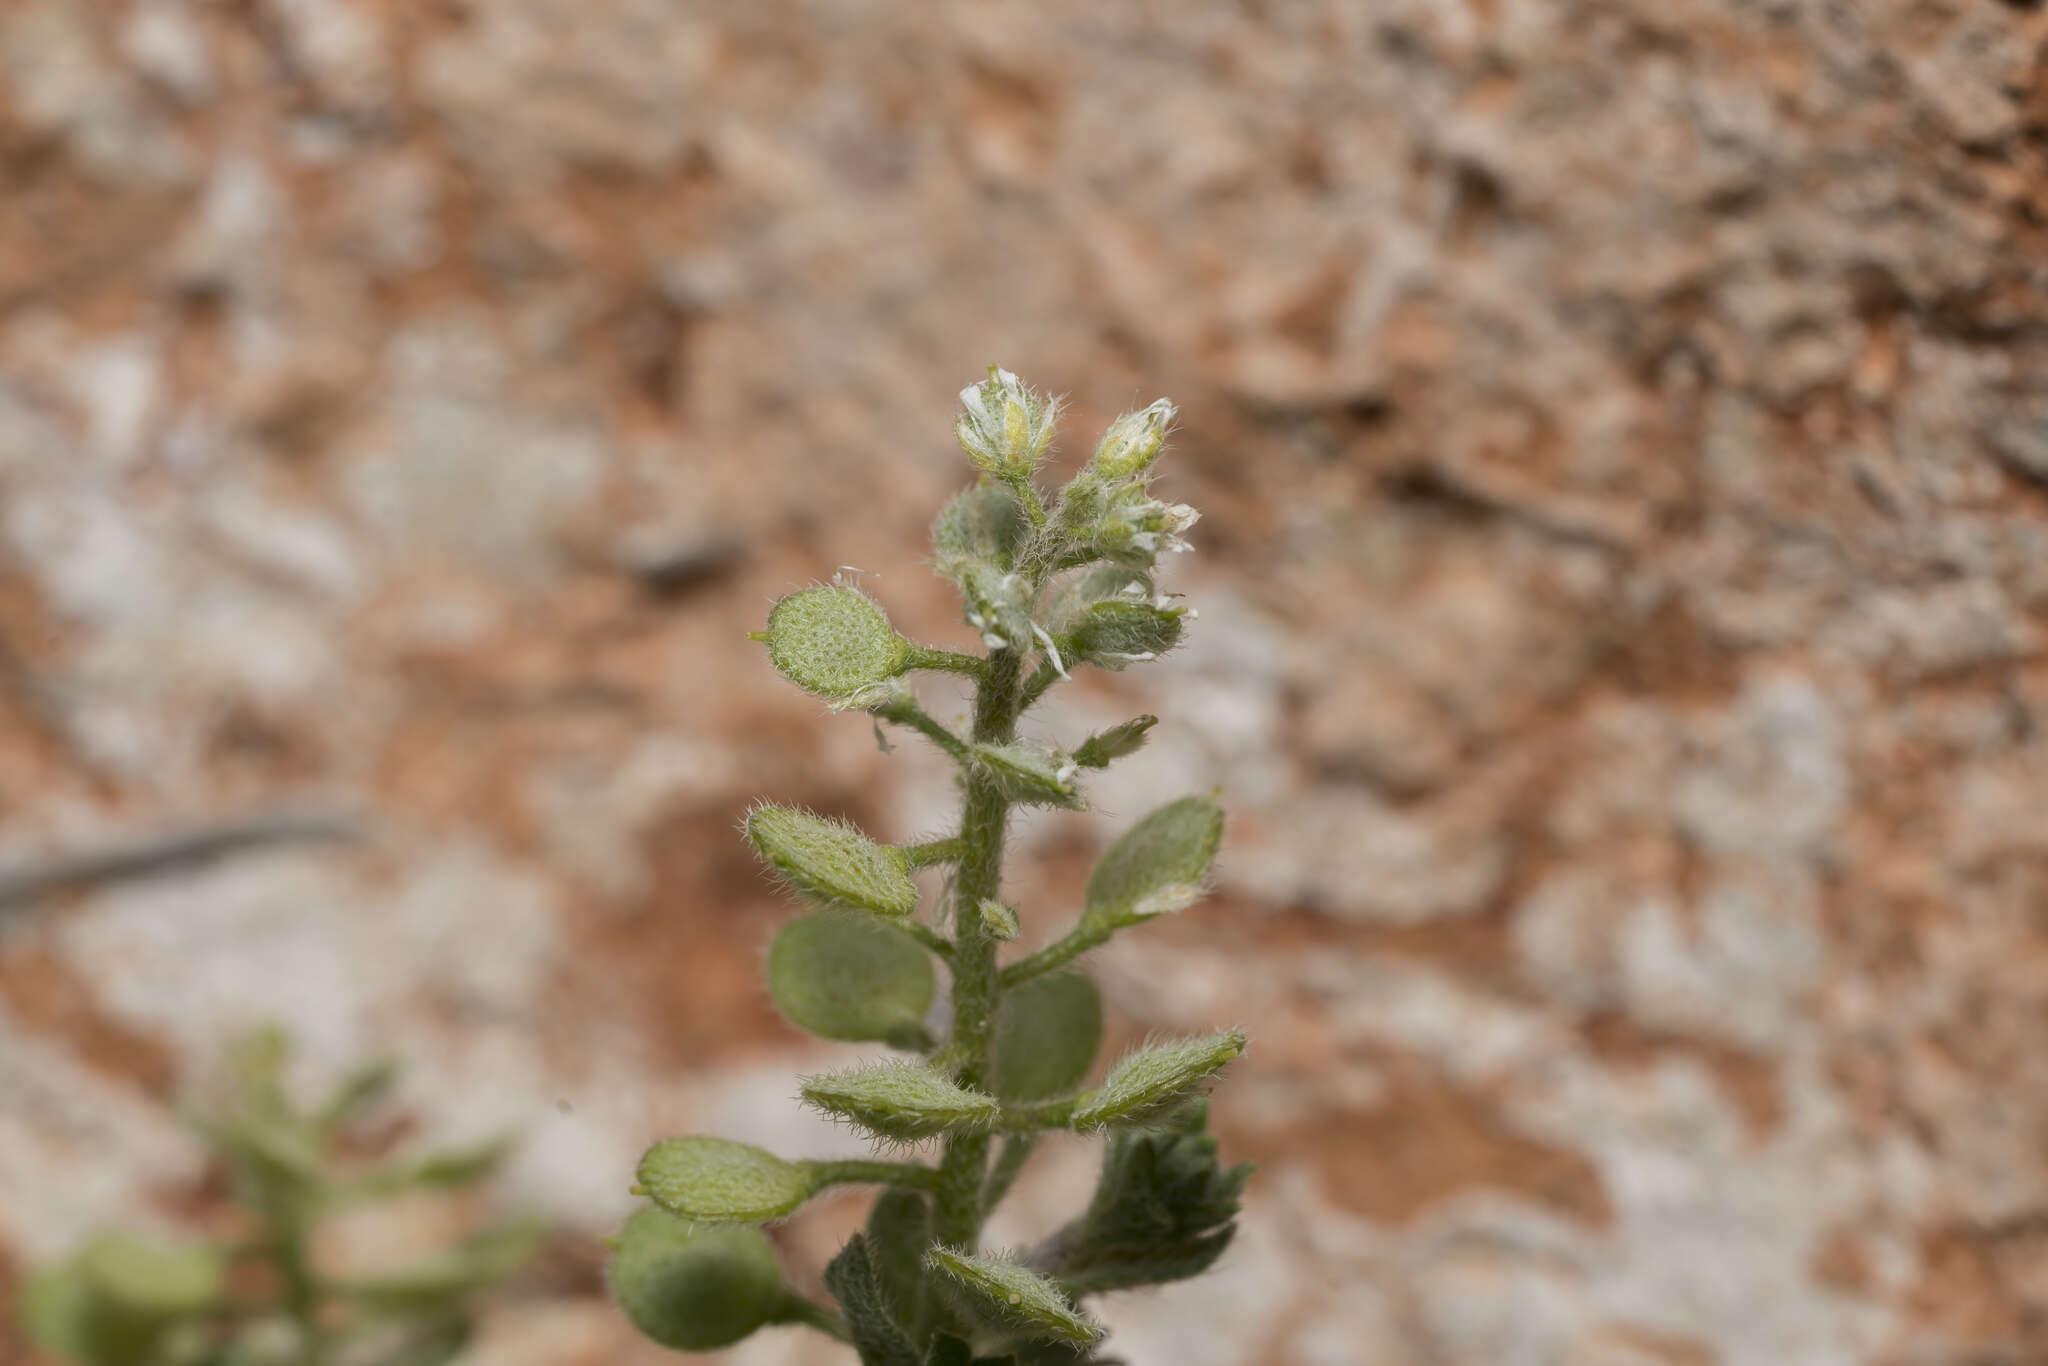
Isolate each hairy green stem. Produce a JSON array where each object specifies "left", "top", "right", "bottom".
[
  {"left": 981, "top": 1135, "right": 1037, "bottom": 1209},
  {"left": 811, "top": 1159, "right": 946, "bottom": 1192},
  {"left": 903, "top": 836, "right": 966, "bottom": 868},
  {"left": 933, "top": 646, "right": 1025, "bottom": 1248},
  {"left": 906, "top": 646, "right": 987, "bottom": 679},
  {"left": 897, "top": 918, "right": 954, "bottom": 960},
  {"left": 999, "top": 921, "right": 1112, "bottom": 987},
  {"left": 777, "top": 1294, "right": 853, "bottom": 1343},
  {"left": 882, "top": 701, "right": 972, "bottom": 762}
]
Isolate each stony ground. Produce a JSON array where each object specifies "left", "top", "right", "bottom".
[{"left": 3, "top": 2, "right": 2048, "bottom": 1363}]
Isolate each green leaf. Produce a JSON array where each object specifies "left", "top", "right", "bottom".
[
  {"left": 636, "top": 1136, "right": 820, "bottom": 1223},
  {"left": 768, "top": 911, "right": 936, "bottom": 1045},
  {"left": 335, "top": 1222, "right": 541, "bottom": 1313},
  {"left": 608, "top": 1209, "right": 788, "bottom": 1353},
  {"left": 748, "top": 806, "right": 920, "bottom": 918},
  {"left": 19, "top": 1259, "right": 101, "bottom": 1365},
  {"left": 316, "top": 1058, "right": 400, "bottom": 1128},
  {"left": 971, "top": 742, "right": 1084, "bottom": 810},
  {"left": 824, "top": 1235, "right": 922, "bottom": 1366},
  {"left": 339, "top": 1136, "right": 516, "bottom": 1202},
  {"left": 1084, "top": 796, "right": 1221, "bottom": 929},
  {"left": 865, "top": 1190, "right": 939, "bottom": 1345},
  {"left": 801, "top": 1061, "right": 1000, "bottom": 1142},
  {"left": 927, "top": 1335, "right": 1022, "bottom": 1366},
  {"left": 989, "top": 972, "right": 1102, "bottom": 1102},
  {"left": 1071, "top": 1031, "right": 1246, "bottom": 1131},
  {"left": 1072, "top": 716, "right": 1155, "bottom": 769},
  {"left": 934, "top": 485, "right": 1032, "bottom": 572},
  {"left": 760, "top": 586, "right": 913, "bottom": 700},
  {"left": 923, "top": 1248, "right": 1101, "bottom": 1347},
  {"left": 1043, "top": 1101, "right": 1252, "bottom": 1295}
]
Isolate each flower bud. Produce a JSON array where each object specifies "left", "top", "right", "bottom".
[
  {"left": 956, "top": 367, "right": 1058, "bottom": 478},
  {"left": 1091, "top": 398, "right": 1176, "bottom": 480}
]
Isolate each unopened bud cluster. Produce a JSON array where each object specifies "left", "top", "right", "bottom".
[{"left": 613, "top": 370, "right": 1249, "bottom": 1364}]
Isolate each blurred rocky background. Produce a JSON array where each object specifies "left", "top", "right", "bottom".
[{"left": 3, "top": 1, "right": 2048, "bottom": 1363}]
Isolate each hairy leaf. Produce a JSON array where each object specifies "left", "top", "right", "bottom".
[
  {"left": 824, "top": 1234, "right": 921, "bottom": 1366},
  {"left": 608, "top": 1209, "right": 787, "bottom": 1353},
  {"left": 1042, "top": 1102, "right": 1251, "bottom": 1295},
  {"left": 748, "top": 806, "right": 920, "bottom": 918},
  {"left": 769, "top": 911, "right": 936, "bottom": 1045},
  {"left": 924, "top": 1248, "right": 1101, "bottom": 1347},
  {"left": 761, "top": 586, "right": 912, "bottom": 700},
  {"left": 637, "top": 1136, "right": 819, "bottom": 1223},
  {"left": 1070, "top": 1032, "right": 1246, "bottom": 1131},
  {"left": 802, "top": 1061, "right": 1000, "bottom": 1141},
  {"left": 1083, "top": 796, "right": 1221, "bottom": 929}
]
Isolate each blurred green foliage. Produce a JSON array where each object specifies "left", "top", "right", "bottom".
[{"left": 20, "top": 1027, "right": 539, "bottom": 1366}]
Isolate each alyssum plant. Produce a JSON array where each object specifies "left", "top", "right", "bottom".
[
  {"left": 608, "top": 370, "right": 1250, "bottom": 1364},
  {"left": 21, "top": 1027, "right": 539, "bottom": 1366}
]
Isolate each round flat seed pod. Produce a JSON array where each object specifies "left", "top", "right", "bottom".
[
  {"left": 768, "top": 910, "right": 936, "bottom": 1044},
  {"left": 988, "top": 970, "right": 1104, "bottom": 1101},
  {"left": 608, "top": 1209, "right": 787, "bottom": 1352},
  {"left": 637, "top": 1137, "right": 818, "bottom": 1223},
  {"left": 760, "top": 587, "right": 910, "bottom": 700},
  {"left": 1085, "top": 796, "right": 1222, "bottom": 928},
  {"left": 747, "top": 807, "right": 920, "bottom": 918}
]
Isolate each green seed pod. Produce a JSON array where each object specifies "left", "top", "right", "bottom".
[
  {"left": 608, "top": 1209, "right": 788, "bottom": 1352},
  {"left": 988, "top": 970, "right": 1103, "bottom": 1101},
  {"left": 923, "top": 1247, "right": 1101, "bottom": 1346},
  {"left": 637, "top": 1136, "right": 820, "bottom": 1223},
  {"left": 757, "top": 586, "right": 912, "bottom": 701},
  {"left": 800, "top": 1061, "right": 999, "bottom": 1141},
  {"left": 767, "top": 911, "right": 936, "bottom": 1045},
  {"left": 1067, "top": 600, "right": 1184, "bottom": 670},
  {"left": 1085, "top": 795, "right": 1222, "bottom": 929},
  {"left": 747, "top": 806, "right": 920, "bottom": 918},
  {"left": 1072, "top": 1030, "right": 1246, "bottom": 1131}
]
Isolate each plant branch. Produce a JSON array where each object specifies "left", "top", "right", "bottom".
[
  {"left": 811, "top": 1160, "right": 946, "bottom": 1193},
  {"left": 906, "top": 646, "right": 987, "bottom": 680},
  {"left": 878, "top": 700, "right": 971, "bottom": 763},
  {"left": 981, "top": 1135, "right": 1037, "bottom": 1209},
  {"left": 904, "top": 836, "right": 965, "bottom": 868},
  {"left": 999, "top": 921, "right": 1112, "bottom": 987},
  {"left": 898, "top": 918, "right": 954, "bottom": 961}
]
